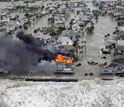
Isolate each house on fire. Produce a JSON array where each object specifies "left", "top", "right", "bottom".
[{"left": 55, "top": 54, "right": 74, "bottom": 74}]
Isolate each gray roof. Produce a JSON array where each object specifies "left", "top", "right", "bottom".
[
  {"left": 117, "top": 45, "right": 124, "bottom": 51},
  {"left": 101, "top": 58, "right": 124, "bottom": 75},
  {"left": 63, "top": 30, "right": 78, "bottom": 35},
  {"left": 112, "top": 58, "right": 124, "bottom": 65},
  {"left": 116, "top": 36, "right": 124, "bottom": 40}
]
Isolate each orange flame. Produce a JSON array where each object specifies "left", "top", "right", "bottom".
[{"left": 55, "top": 54, "right": 74, "bottom": 63}]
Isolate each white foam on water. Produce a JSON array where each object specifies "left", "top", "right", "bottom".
[{"left": 0, "top": 79, "right": 124, "bottom": 107}]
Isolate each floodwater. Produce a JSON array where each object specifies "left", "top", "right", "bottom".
[
  {"left": 73, "top": 2, "right": 117, "bottom": 80},
  {"left": 0, "top": 1, "right": 118, "bottom": 80},
  {"left": 74, "top": 15, "right": 117, "bottom": 80}
]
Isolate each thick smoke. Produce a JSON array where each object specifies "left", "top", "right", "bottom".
[
  {"left": 0, "top": 31, "right": 56, "bottom": 74},
  {"left": 16, "top": 31, "right": 55, "bottom": 60}
]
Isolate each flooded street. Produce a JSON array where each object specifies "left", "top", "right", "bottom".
[
  {"left": 73, "top": 3, "right": 117, "bottom": 80},
  {"left": 34, "top": 3, "right": 118, "bottom": 80},
  {"left": 0, "top": 1, "right": 124, "bottom": 107},
  {"left": 0, "top": 0, "right": 121, "bottom": 80},
  {"left": 26, "top": 15, "right": 50, "bottom": 34}
]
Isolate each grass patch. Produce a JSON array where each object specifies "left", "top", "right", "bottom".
[
  {"left": 2, "top": 8, "right": 18, "bottom": 13},
  {"left": 99, "top": 62, "right": 107, "bottom": 67}
]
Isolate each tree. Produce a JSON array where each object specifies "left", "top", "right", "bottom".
[
  {"left": 69, "top": 19, "right": 74, "bottom": 27},
  {"left": 77, "top": 10, "right": 80, "bottom": 15},
  {"left": 24, "top": 13, "right": 30, "bottom": 18},
  {"left": 73, "top": 41, "right": 79, "bottom": 53},
  {"left": 23, "top": 24, "right": 28, "bottom": 30},
  {"left": 86, "top": 25, "right": 94, "bottom": 33},
  {"left": 57, "top": 27, "right": 66, "bottom": 34}
]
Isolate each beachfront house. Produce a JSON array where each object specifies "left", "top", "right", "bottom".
[
  {"left": 101, "top": 58, "right": 124, "bottom": 75},
  {"left": 101, "top": 63, "right": 119, "bottom": 75},
  {"left": 116, "top": 36, "right": 124, "bottom": 53},
  {"left": 117, "top": 18, "right": 124, "bottom": 26},
  {"left": 118, "top": 26, "right": 124, "bottom": 35}
]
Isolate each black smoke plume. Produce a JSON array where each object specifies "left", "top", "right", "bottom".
[{"left": 0, "top": 31, "right": 55, "bottom": 74}]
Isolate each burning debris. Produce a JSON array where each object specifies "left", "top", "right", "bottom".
[{"left": 55, "top": 54, "right": 74, "bottom": 63}]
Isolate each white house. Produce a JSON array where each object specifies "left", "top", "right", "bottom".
[
  {"left": 1, "top": 17, "right": 10, "bottom": 23},
  {"left": 57, "top": 37, "right": 73, "bottom": 45},
  {"left": 118, "top": 27, "right": 124, "bottom": 34}
]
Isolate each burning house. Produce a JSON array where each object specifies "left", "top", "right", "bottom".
[
  {"left": 0, "top": 31, "right": 76, "bottom": 77},
  {"left": 55, "top": 54, "right": 74, "bottom": 74}
]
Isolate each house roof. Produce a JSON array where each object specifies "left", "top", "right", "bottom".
[
  {"left": 37, "top": 31, "right": 51, "bottom": 40},
  {"left": 118, "top": 27, "right": 124, "bottom": 31},
  {"left": 112, "top": 58, "right": 124, "bottom": 65},
  {"left": 108, "top": 63, "right": 118, "bottom": 67},
  {"left": 117, "top": 40, "right": 124, "bottom": 46},
  {"left": 117, "top": 45, "right": 124, "bottom": 50},
  {"left": 58, "top": 37, "right": 73, "bottom": 45},
  {"left": 59, "top": 45, "right": 75, "bottom": 49},
  {"left": 63, "top": 30, "right": 78, "bottom": 35},
  {"left": 116, "top": 6, "right": 124, "bottom": 9},
  {"left": 116, "top": 36, "right": 124, "bottom": 40},
  {"left": 58, "top": 37, "right": 72, "bottom": 42}
]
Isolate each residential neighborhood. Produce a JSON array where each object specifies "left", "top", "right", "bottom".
[
  {"left": 0, "top": 0, "right": 124, "bottom": 80},
  {"left": 1, "top": 0, "right": 124, "bottom": 107}
]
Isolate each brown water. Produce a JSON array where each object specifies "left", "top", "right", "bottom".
[{"left": 0, "top": 1, "right": 118, "bottom": 80}]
